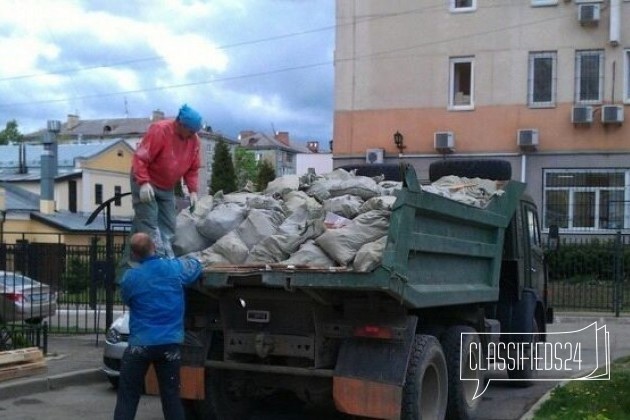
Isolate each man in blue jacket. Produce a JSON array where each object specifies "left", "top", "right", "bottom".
[{"left": 114, "top": 232, "right": 202, "bottom": 420}]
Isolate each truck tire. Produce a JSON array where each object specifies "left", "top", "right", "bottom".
[
  {"left": 506, "top": 290, "right": 539, "bottom": 386},
  {"left": 429, "top": 159, "right": 512, "bottom": 182},
  {"left": 207, "top": 368, "right": 252, "bottom": 420},
  {"left": 441, "top": 325, "right": 483, "bottom": 420},
  {"left": 401, "top": 334, "right": 448, "bottom": 420},
  {"left": 506, "top": 316, "right": 540, "bottom": 385}
]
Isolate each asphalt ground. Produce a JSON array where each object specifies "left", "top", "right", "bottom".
[{"left": 0, "top": 312, "right": 628, "bottom": 419}]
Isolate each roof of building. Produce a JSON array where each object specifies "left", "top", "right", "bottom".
[
  {"left": 239, "top": 132, "right": 303, "bottom": 153},
  {"left": 31, "top": 211, "right": 131, "bottom": 233},
  {"left": 0, "top": 139, "right": 129, "bottom": 179}
]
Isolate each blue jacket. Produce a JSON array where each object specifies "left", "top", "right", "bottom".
[{"left": 121, "top": 256, "right": 202, "bottom": 346}]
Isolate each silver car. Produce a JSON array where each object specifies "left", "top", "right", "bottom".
[
  {"left": 0, "top": 271, "right": 57, "bottom": 323},
  {"left": 102, "top": 312, "right": 129, "bottom": 388}
]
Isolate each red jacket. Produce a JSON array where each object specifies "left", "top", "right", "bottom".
[{"left": 132, "top": 119, "right": 201, "bottom": 193}]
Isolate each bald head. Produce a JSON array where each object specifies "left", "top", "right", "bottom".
[{"left": 130, "top": 232, "right": 156, "bottom": 260}]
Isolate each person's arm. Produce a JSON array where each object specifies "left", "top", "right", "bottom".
[
  {"left": 132, "top": 124, "right": 166, "bottom": 186},
  {"left": 177, "top": 257, "right": 203, "bottom": 285},
  {"left": 182, "top": 137, "right": 201, "bottom": 193},
  {"left": 120, "top": 272, "right": 134, "bottom": 306}
]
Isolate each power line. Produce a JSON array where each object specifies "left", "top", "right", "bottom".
[
  {"left": 0, "top": 61, "right": 331, "bottom": 108},
  {"left": 0, "top": 2, "right": 576, "bottom": 109}
]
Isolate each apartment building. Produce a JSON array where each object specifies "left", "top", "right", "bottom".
[{"left": 334, "top": 0, "right": 630, "bottom": 234}]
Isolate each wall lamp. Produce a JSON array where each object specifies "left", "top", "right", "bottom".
[{"left": 393, "top": 131, "right": 405, "bottom": 153}]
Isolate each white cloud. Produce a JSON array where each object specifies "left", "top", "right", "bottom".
[{"left": 0, "top": 0, "right": 335, "bottom": 144}]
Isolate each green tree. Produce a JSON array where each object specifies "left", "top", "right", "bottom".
[
  {"left": 210, "top": 139, "right": 237, "bottom": 194},
  {"left": 0, "top": 120, "right": 24, "bottom": 145},
  {"left": 256, "top": 158, "right": 276, "bottom": 192},
  {"left": 233, "top": 147, "right": 257, "bottom": 190}
]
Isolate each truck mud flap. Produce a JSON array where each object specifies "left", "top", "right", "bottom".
[{"left": 333, "top": 316, "right": 417, "bottom": 419}]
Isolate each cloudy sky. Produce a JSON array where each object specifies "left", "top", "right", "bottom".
[{"left": 0, "top": 0, "right": 335, "bottom": 146}]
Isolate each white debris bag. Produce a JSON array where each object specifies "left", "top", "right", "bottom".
[
  {"left": 322, "top": 194, "right": 364, "bottom": 219},
  {"left": 172, "top": 210, "right": 213, "bottom": 256},
  {"left": 281, "top": 240, "right": 337, "bottom": 267},
  {"left": 209, "top": 231, "right": 249, "bottom": 264},
  {"left": 265, "top": 175, "right": 300, "bottom": 196},
  {"left": 353, "top": 236, "right": 388, "bottom": 272},
  {"left": 359, "top": 196, "right": 397, "bottom": 213},
  {"left": 196, "top": 202, "right": 247, "bottom": 242},
  {"left": 246, "top": 210, "right": 324, "bottom": 263},
  {"left": 236, "top": 208, "right": 285, "bottom": 250},
  {"left": 316, "top": 210, "right": 391, "bottom": 266}
]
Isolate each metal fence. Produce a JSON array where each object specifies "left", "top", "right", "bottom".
[
  {"left": 0, "top": 233, "right": 128, "bottom": 352},
  {"left": 546, "top": 232, "right": 630, "bottom": 315},
  {"left": 1, "top": 229, "right": 629, "bottom": 353}
]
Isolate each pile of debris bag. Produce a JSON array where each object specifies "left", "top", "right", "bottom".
[{"left": 175, "top": 168, "right": 504, "bottom": 272}]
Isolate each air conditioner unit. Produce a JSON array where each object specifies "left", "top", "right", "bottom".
[
  {"left": 517, "top": 129, "right": 539, "bottom": 149},
  {"left": 365, "top": 148, "right": 384, "bottom": 164},
  {"left": 434, "top": 132, "right": 455, "bottom": 151},
  {"left": 578, "top": 4, "right": 600, "bottom": 25},
  {"left": 572, "top": 105, "right": 594, "bottom": 124},
  {"left": 601, "top": 105, "right": 624, "bottom": 124}
]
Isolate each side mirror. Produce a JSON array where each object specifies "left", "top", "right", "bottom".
[{"left": 547, "top": 225, "right": 559, "bottom": 251}]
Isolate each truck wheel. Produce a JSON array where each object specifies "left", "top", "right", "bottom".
[
  {"left": 207, "top": 368, "right": 252, "bottom": 420},
  {"left": 441, "top": 326, "right": 483, "bottom": 420},
  {"left": 401, "top": 335, "right": 448, "bottom": 420},
  {"left": 429, "top": 159, "right": 512, "bottom": 182},
  {"left": 506, "top": 316, "right": 540, "bottom": 386}
]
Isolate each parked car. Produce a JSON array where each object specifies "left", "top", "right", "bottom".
[
  {"left": 0, "top": 271, "right": 57, "bottom": 324},
  {"left": 102, "top": 312, "right": 129, "bottom": 388}
]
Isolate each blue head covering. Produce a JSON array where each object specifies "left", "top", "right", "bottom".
[{"left": 177, "top": 104, "right": 203, "bottom": 132}]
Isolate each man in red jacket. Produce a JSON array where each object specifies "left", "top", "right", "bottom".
[{"left": 129, "top": 104, "right": 202, "bottom": 258}]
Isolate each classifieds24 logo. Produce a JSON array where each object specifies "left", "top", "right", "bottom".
[{"left": 460, "top": 322, "right": 610, "bottom": 400}]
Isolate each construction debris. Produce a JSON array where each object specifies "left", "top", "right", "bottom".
[{"left": 0, "top": 347, "right": 47, "bottom": 382}]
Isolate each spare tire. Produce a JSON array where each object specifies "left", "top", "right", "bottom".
[{"left": 429, "top": 159, "right": 512, "bottom": 182}]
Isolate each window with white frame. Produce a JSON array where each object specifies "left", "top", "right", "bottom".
[
  {"left": 528, "top": 51, "right": 557, "bottom": 107},
  {"left": 544, "top": 169, "right": 628, "bottom": 231},
  {"left": 449, "top": 56, "right": 474, "bottom": 109},
  {"left": 625, "top": 49, "right": 630, "bottom": 103},
  {"left": 450, "top": 0, "right": 476, "bottom": 12},
  {"left": 575, "top": 50, "right": 604, "bottom": 103}
]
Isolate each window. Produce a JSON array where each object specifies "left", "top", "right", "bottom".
[
  {"left": 114, "top": 186, "right": 122, "bottom": 206},
  {"left": 575, "top": 50, "right": 604, "bottom": 103},
  {"left": 543, "top": 170, "right": 628, "bottom": 231},
  {"left": 449, "top": 57, "right": 474, "bottom": 109},
  {"left": 95, "top": 183, "right": 103, "bottom": 205},
  {"left": 625, "top": 49, "right": 630, "bottom": 103},
  {"left": 68, "top": 180, "right": 77, "bottom": 213},
  {"left": 525, "top": 207, "right": 542, "bottom": 247},
  {"left": 528, "top": 52, "right": 557, "bottom": 107},
  {"left": 450, "top": 0, "right": 476, "bottom": 12}
]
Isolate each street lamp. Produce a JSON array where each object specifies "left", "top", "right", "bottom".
[{"left": 393, "top": 131, "right": 406, "bottom": 154}]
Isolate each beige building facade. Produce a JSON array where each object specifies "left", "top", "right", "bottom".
[{"left": 334, "top": 0, "right": 630, "bottom": 234}]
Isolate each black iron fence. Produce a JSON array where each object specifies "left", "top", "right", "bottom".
[
  {"left": 0, "top": 232, "right": 129, "bottom": 352},
  {"left": 1, "top": 229, "right": 629, "bottom": 353},
  {"left": 546, "top": 231, "right": 630, "bottom": 315}
]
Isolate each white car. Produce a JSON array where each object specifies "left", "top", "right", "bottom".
[{"left": 101, "top": 312, "right": 129, "bottom": 388}]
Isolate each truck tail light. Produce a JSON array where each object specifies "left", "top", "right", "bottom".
[{"left": 353, "top": 324, "right": 394, "bottom": 339}]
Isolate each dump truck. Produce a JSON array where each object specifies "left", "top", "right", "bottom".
[{"left": 179, "top": 159, "right": 554, "bottom": 420}]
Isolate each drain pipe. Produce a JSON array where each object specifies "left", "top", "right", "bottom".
[
  {"left": 610, "top": 0, "right": 620, "bottom": 47},
  {"left": 521, "top": 154, "right": 527, "bottom": 183}
]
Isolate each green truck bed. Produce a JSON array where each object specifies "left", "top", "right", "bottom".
[{"left": 197, "top": 166, "right": 526, "bottom": 309}]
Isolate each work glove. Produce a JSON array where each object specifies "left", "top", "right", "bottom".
[
  {"left": 189, "top": 192, "right": 198, "bottom": 212},
  {"left": 139, "top": 183, "right": 155, "bottom": 203}
]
